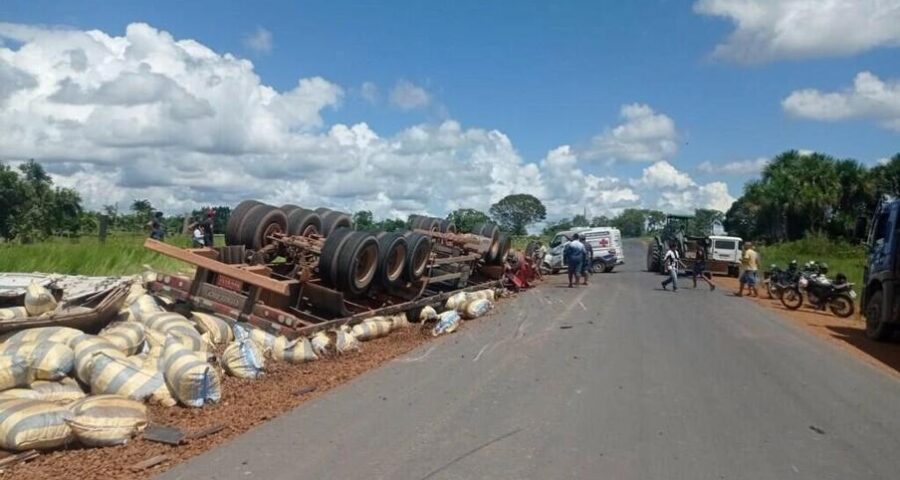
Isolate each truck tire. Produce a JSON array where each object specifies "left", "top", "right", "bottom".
[
  {"left": 239, "top": 204, "right": 287, "bottom": 250},
  {"left": 439, "top": 219, "right": 457, "bottom": 234},
  {"left": 491, "top": 234, "right": 511, "bottom": 264},
  {"left": 286, "top": 208, "right": 322, "bottom": 237},
  {"left": 404, "top": 232, "right": 432, "bottom": 282},
  {"left": 321, "top": 210, "right": 352, "bottom": 237},
  {"left": 319, "top": 227, "right": 355, "bottom": 287},
  {"left": 473, "top": 223, "right": 500, "bottom": 261},
  {"left": 335, "top": 231, "right": 379, "bottom": 296},
  {"left": 591, "top": 260, "right": 607, "bottom": 274},
  {"left": 408, "top": 215, "right": 427, "bottom": 230},
  {"left": 226, "top": 200, "right": 262, "bottom": 245},
  {"left": 315, "top": 207, "right": 332, "bottom": 215},
  {"left": 376, "top": 232, "right": 408, "bottom": 288},
  {"left": 417, "top": 217, "right": 441, "bottom": 233},
  {"left": 280, "top": 204, "right": 301, "bottom": 215},
  {"left": 865, "top": 290, "right": 894, "bottom": 341}
]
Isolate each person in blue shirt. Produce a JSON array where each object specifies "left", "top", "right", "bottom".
[
  {"left": 580, "top": 234, "right": 593, "bottom": 286},
  {"left": 563, "top": 235, "right": 586, "bottom": 288}
]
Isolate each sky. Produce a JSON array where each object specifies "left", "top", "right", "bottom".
[{"left": 0, "top": 0, "right": 899, "bottom": 223}]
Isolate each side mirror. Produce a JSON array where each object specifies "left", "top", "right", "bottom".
[{"left": 853, "top": 216, "right": 868, "bottom": 241}]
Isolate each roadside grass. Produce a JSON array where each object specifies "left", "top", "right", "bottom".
[
  {"left": 758, "top": 235, "right": 866, "bottom": 292},
  {"left": 0, "top": 234, "right": 198, "bottom": 276}
]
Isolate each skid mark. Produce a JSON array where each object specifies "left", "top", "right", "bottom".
[{"left": 397, "top": 345, "right": 436, "bottom": 363}]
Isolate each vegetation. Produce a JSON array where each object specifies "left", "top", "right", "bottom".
[
  {"left": 0, "top": 160, "right": 83, "bottom": 242},
  {"left": 758, "top": 235, "right": 866, "bottom": 293},
  {"left": 489, "top": 193, "right": 547, "bottom": 235}
]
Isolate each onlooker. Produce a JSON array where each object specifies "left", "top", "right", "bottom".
[
  {"left": 737, "top": 242, "right": 760, "bottom": 297},
  {"left": 661, "top": 243, "right": 679, "bottom": 291},
  {"left": 202, "top": 210, "right": 215, "bottom": 247},
  {"left": 691, "top": 245, "right": 716, "bottom": 291},
  {"left": 192, "top": 223, "right": 205, "bottom": 248},
  {"left": 580, "top": 234, "right": 593, "bottom": 285},
  {"left": 563, "top": 235, "right": 586, "bottom": 288},
  {"left": 149, "top": 211, "right": 165, "bottom": 241}
]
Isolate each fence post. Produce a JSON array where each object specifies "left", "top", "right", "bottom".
[{"left": 99, "top": 215, "right": 109, "bottom": 243}]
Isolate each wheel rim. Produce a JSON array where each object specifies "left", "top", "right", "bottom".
[
  {"left": 412, "top": 242, "right": 430, "bottom": 277},
  {"left": 353, "top": 243, "right": 378, "bottom": 289},
  {"left": 866, "top": 301, "right": 881, "bottom": 334},
  {"left": 783, "top": 289, "right": 802, "bottom": 308},
  {"left": 830, "top": 296, "right": 852, "bottom": 317},
  {"left": 260, "top": 222, "right": 283, "bottom": 247},
  {"left": 592, "top": 262, "right": 604, "bottom": 273},
  {"left": 385, "top": 243, "right": 407, "bottom": 282},
  {"left": 302, "top": 224, "right": 319, "bottom": 237}
]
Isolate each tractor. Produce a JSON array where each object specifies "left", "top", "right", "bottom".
[{"left": 646, "top": 215, "right": 693, "bottom": 274}]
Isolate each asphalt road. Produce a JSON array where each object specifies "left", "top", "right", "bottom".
[{"left": 160, "top": 240, "right": 900, "bottom": 480}]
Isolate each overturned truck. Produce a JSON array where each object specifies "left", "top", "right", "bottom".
[{"left": 146, "top": 201, "right": 512, "bottom": 338}]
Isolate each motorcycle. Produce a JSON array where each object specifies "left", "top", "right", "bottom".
[
  {"left": 780, "top": 269, "right": 856, "bottom": 318},
  {"left": 764, "top": 261, "right": 799, "bottom": 299}
]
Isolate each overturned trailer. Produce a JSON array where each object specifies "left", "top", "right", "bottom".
[{"left": 145, "top": 203, "right": 510, "bottom": 338}]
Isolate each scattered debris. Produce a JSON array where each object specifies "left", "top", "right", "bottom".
[
  {"left": 0, "top": 449, "right": 40, "bottom": 469},
  {"left": 143, "top": 424, "right": 186, "bottom": 446},
  {"left": 129, "top": 454, "right": 170, "bottom": 472},
  {"left": 292, "top": 385, "right": 317, "bottom": 396},
  {"left": 559, "top": 325, "right": 573, "bottom": 330},
  {"left": 809, "top": 425, "right": 826, "bottom": 435},
  {"left": 186, "top": 423, "right": 225, "bottom": 441}
]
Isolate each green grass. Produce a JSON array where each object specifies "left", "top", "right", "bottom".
[
  {"left": 758, "top": 235, "right": 866, "bottom": 292},
  {"left": 0, "top": 234, "right": 198, "bottom": 276}
]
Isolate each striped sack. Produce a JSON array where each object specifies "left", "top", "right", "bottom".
[
  {"left": 192, "top": 312, "right": 234, "bottom": 345},
  {"left": 99, "top": 322, "right": 146, "bottom": 356},
  {"left": 0, "top": 342, "right": 74, "bottom": 381},
  {"left": 24, "top": 282, "right": 57, "bottom": 316},
  {"left": 350, "top": 318, "right": 393, "bottom": 341},
  {"left": 222, "top": 339, "right": 265, "bottom": 379},
  {"left": 2, "top": 326, "right": 83, "bottom": 348},
  {"left": 0, "top": 355, "right": 33, "bottom": 391},
  {"left": 90, "top": 352, "right": 176, "bottom": 407},
  {"left": 160, "top": 338, "right": 221, "bottom": 408},
  {"left": 72, "top": 335, "right": 122, "bottom": 384},
  {"left": 143, "top": 312, "right": 210, "bottom": 354},
  {"left": 0, "top": 306, "right": 28, "bottom": 320},
  {"left": 24, "top": 379, "right": 86, "bottom": 404},
  {"left": 271, "top": 336, "right": 318, "bottom": 364},
  {"left": 461, "top": 298, "right": 493, "bottom": 320},
  {"left": 335, "top": 327, "right": 360, "bottom": 354},
  {"left": 66, "top": 394, "right": 148, "bottom": 447},
  {"left": 248, "top": 327, "right": 278, "bottom": 354},
  {"left": 311, "top": 331, "right": 330, "bottom": 357},
  {"left": 122, "top": 294, "right": 163, "bottom": 323},
  {"left": 0, "top": 398, "right": 73, "bottom": 451}
]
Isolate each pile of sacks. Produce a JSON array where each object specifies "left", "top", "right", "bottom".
[
  {"left": 0, "top": 281, "right": 60, "bottom": 320},
  {"left": 427, "top": 289, "right": 496, "bottom": 336}
]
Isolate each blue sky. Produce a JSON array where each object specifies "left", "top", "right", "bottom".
[{"left": 1, "top": 0, "right": 899, "bottom": 219}]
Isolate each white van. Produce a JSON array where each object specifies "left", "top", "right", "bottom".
[
  {"left": 683, "top": 235, "right": 743, "bottom": 277},
  {"left": 544, "top": 227, "right": 625, "bottom": 273}
]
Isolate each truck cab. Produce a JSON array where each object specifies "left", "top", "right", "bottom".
[{"left": 859, "top": 200, "right": 900, "bottom": 340}]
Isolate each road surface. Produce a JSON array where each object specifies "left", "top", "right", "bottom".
[{"left": 160, "top": 240, "right": 900, "bottom": 480}]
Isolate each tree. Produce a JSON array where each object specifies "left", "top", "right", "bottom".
[
  {"left": 446, "top": 208, "right": 491, "bottom": 234},
  {"left": 644, "top": 210, "right": 667, "bottom": 234},
  {"left": 571, "top": 214, "right": 589, "bottom": 227},
  {"left": 689, "top": 209, "right": 725, "bottom": 237},
  {"left": 611, "top": 209, "right": 646, "bottom": 238},
  {"left": 376, "top": 218, "right": 407, "bottom": 232},
  {"left": 590, "top": 215, "right": 611, "bottom": 227},
  {"left": 542, "top": 218, "right": 573, "bottom": 237},
  {"left": 0, "top": 163, "right": 23, "bottom": 240},
  {"left": 489, "top": 194, "right": 546, "bottom": 235},
  {"left": 352, "top": 210, "right": 376, "bottom": 231}
]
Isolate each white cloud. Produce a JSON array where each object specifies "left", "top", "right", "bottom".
[
  {"left": 584, "top": 103, "right": 678, "bottom": 163},
  {"left": 634, "top": 161, "right": 695, "bottom": 190},
  {"left": 783, "top": 72, "right": 900, "bottom": 132},
  {"left": 389, "top": 80, "right": 431, "bottom": 110},
  {"left": 243, "top": 27, "right": 273, "bottom": 54},
  {"left": 878, "top": 157, "right": 891, "bottom": 165},
  {"left": 659, "top": 182, "right": 736, "bottom": 214},
  {"left": 360, "top": 81, "right": 379, "bottom": 104},
  {"left": 0, "top": 21, "right": 733, "bottom": 222},
  {"left": 698, "top": 157, "right": 769, "bottom": 175},
  {"left": 694, "top": 0, "right": 900, "bottom": 63}
]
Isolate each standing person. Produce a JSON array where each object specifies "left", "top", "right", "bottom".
[
  {"left": 192, "top": 222, "right": 205, "bottom": 247},
  {"left": 563, "top": 235, "right": 586, "bottom": 288},
  {"left": 202, "top": 210, "right": 215, "bottom": 247},
  {"left": 737, "top": 242, "right": 760, "bottom": 297},
  {"left": 661, "top": 243, "right": 680, "bottom": 291},
  {"left": 691, "top": 244, "right": 716, "bottom": 291},
  {"left": 580, "top": 233, "right": 593, "bottom": 285},
  {"left": 149, "top": 211, "right": 165, "bottom": 241}
]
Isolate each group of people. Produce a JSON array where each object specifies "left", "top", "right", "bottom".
[
  {"left": 562, "top": 233, "right": 594, "bottom": 288},
  {"left": 660, "top": 241, "right": 760, "bottom": 295},
  {"left": 146, "top": 210, "right": 216, "bottom": 248}
]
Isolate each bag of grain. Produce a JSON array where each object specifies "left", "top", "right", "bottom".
[
  {"left": 72, "top": 335, "right": 122, "bottom": 384},
  {"left": 0, "top": 355, "right": 34, "bottom": 391},
  {"left": 0, "top": 306, "right": 28, "bottom": 321},
  {"left": 310, "top": 331, "right": 330, "bottom": 357},
  {"left": 0, "top": 342, "right": 74, "bottom": 381},
  {"left": 24, "top": 282, "right": 57, "bottom": 316},
  {"left": 466, "top": 289, "right": 496, "bottom": 302},
  {"left": 418, "top": 305, "right": 438, "bottom": 322},
  {"left": 0, "top": 398, "right": 74, "bottom": 451},
  {"left": 99, "top": 322, "right": 145, "bottom": 356},
  {"left": 432, "top": 310, "right": 461, "bottom": 336},
  {"left": 271, "top": 336, "right": 317, "bottom": 363},
  {"left": 445, "top": 291, "right": 469, "bottom": 311},
  {"left": 122, "top": 293, "right": 164, "bottom": 323},
  {"left": 143, "top": 312, "right": 210, "bottom": 354},
  {"left": 390, "top": 313, "right": 410, "bottom": 330},
  {"left": 0, "top": 388, "right": 38, "bottom": 401},
  {"left": 350, "top": 318, "right": 393, "bottom": 341},
  {"left": 90, "top": 352, "right": 175, "bottom": 406},
  {"left": 28, "top": 379, "right": 86, "bottom": 404},
  {"left": 66, "top": 394, "right": 148, "bottom": 447},
  {"left": 192, "top": 312, "right": 234, "bottom": 345},
  {"left": 2, "top": 326, "right": 83, "bottom": 348},
  {"left": 160, "top": 337, "right": 220, "bottom": 408},
  {"left": 335, "top": 326, "right": 360, "bottom": 354},
  {"left": 461, "top": 298, "right": 493, "bottom": 320},
  {"left": 222, "top": 339, "right": 265, "bottom": 379},
  {"left": 248, "top": 327, "right": 278, "bottom": 354}
]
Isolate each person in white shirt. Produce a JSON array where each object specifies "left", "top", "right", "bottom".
[
  {"left": 563, "top": 236, "right": 586, "bottom": 288},
  {"left": 192, "top": 225, "right": 205, "bottom": 248},
  {"left": 661, "top": 243, "right": 680, "bottom": 292}
]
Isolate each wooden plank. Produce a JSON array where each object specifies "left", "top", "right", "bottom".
[
  {"left": 188, "top": 248, "right": 219, "bottom": 259},
  {"left": 144, "top": 239, "right": 294, "bottom": 296},
  {"left": 187, "top": 423, "right": 225, "bottom": 441},
  {"left": 0, "top": 450, "right": 38, "bottom": 468},
  {"left": 130, "top": 455, "right": 170, "bottom": 472}
]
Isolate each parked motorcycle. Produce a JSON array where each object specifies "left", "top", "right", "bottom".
[
  {"left": 764, "top": 261, "right": 798, "bottom": 299},
  {"left": 780, "top": 266, "right": 856, "bottom": 318}
]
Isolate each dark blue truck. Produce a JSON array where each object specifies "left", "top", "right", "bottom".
[{"left": 859, "top": 200, "right": 900, "bottom": 340}]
